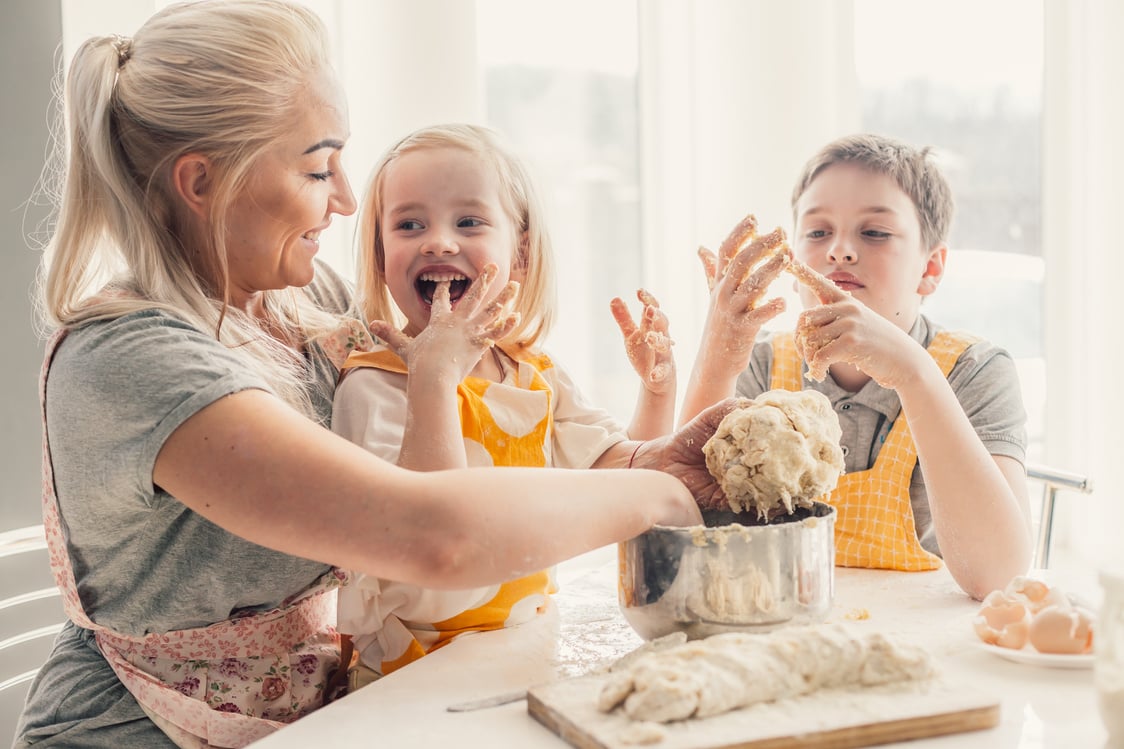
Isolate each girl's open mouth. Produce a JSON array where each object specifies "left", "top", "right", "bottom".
[{"left": 417, "top": 272, "right": 470, "bottom": 304}]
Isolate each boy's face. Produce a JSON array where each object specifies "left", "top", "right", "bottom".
[{"left": 792, "top": 162, "right": 945, "bottom": 333}]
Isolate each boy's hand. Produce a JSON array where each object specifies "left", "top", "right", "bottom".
[
  {"left": 787, "top": 259, "right": 921, "bottom": 389},
  {"left": 370, "top": 264, "right": 520, "bottom": 383},
  {"left": 611, "top": 289, "right": 675, "bottom": 396},
  {"left": 695, "top": 216, "right": 791, "bottom": 381}
]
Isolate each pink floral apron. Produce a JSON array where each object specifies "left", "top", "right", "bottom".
[{"left": 39, "top": 329, "right": 349, "bottom": 748}]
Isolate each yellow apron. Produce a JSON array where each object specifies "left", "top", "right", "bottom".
[
  {"left": 770, "top": 330, "right": 978, "bottom": 571},
  {"left": 340, "top": 346, "right": 558, "bottom": 674}
]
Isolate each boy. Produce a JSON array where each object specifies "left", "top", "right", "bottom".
[{"left": 681, "top": 134, "right": 1032, "bottom": 599}]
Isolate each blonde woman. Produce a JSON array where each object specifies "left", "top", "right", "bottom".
[{"left": 16, "top": 3, "right": 730, "bottom": 747}]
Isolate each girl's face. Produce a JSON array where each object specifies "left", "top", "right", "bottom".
[
  {"left": 224, "top": 69, "right": 356, "bottom": 310},
  {"left": 792, "top": 162, "right": 944, "bottom": 331},
  {"left": 380, "top": 146, "right": 524, "bottom": 336}
]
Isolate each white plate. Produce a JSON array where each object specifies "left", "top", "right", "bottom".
[{"left": 979, "top": 642, "right": 1093, "bottom": 669}]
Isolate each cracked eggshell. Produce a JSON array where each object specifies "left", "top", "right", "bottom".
[
  {"left": 973, "top": 590, "right": 1030, "bottom": 650},
  {"left": 1005, "top": 575, "right": 1070, "bottom": 613},
  {"left": 1027, "top": 605, "right": 1095, "bottom": 655}
]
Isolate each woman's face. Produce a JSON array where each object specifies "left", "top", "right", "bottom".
[{"left": 224, "top": 69, "right": 356, "bottom": 309}]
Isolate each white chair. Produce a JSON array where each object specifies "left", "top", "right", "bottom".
[
  {"left": 0, "top": 524, "right": 64, "bottom": 741},
  {"left": 1028, "top": 464, "right": 1093, "bottom": 569}
]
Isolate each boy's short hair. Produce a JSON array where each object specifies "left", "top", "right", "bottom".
[{"left": 791, "top": 133, "right": 954, "bottom": 251}]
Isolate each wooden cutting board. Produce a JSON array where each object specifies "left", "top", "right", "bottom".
[{"left": 528, "top": 674, "right": 1000, "bottom": 749}]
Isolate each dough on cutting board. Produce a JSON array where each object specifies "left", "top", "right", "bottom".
[
  {"left": 702, "top": 389, "right": 844, "bottom": 519},
  {"left": 597, "top": 624, "right": 933, "bottom": 723}
]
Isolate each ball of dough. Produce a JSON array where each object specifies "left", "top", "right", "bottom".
[{"left": 703, "top": 389, "right": 844, "bottom": 519}]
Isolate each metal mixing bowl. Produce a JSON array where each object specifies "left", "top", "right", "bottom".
[{"left": 618, "top": 501, "right": 836, "bottom": 640}]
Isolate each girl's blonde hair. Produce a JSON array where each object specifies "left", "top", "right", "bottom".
[
  {"left": 37, "top": 0, "right": 345, "bottom": 415},
  {"left": 356, "top": 123, "right": 557, "bottom": 348}
]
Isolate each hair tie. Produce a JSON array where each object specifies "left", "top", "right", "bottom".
[{"left": 111, "top": 35, "right": 133, "bottom": 68}]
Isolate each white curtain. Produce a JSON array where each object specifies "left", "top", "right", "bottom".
[
  {"left": 319, "top": 0, "right": 483, "bottom": 277},
  {"left": 1043, "top": 0, "right": 1124, "bottom": 570},
  {"left": 638, "top": 0, "right": 860, "bottom": 392}
]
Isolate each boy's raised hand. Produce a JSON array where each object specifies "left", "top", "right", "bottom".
[
  {"left": 787, "top": 259, "right": 921, "bottom": 389},
  {"left": 369, "top": 263, "right": 520, "bottom": 382},
  {"left": 610, "top": 289, "right": 675, "bottom": 396},
  {"left": 678, "top": 214, "right": 792, "bottom": 426},
  {"left": 694, "top": 216, "right": 791, "bottom": 383}
]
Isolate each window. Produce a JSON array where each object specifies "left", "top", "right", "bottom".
[
  {"left": 477, "top": 0, "right": 644, "bottom": 423},
  {"left": 38, "top": 0, "right": 1124, "bottom": 576},
  {"left": 854, "top": 0, "right": 1046, "bottom": 460}
]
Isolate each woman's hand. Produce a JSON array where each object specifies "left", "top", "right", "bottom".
[
  {"left": 610, "top": 288, "right": 675, "bottom": 396},
  {"left": 370, "top": 263, "right": 519, "bottom": 384},
  {"left": 630, "top": 397, "right": 747, "bottom": 510}
]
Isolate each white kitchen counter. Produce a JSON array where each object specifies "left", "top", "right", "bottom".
[{"left": 249, "top": 546, "right": 1107, "bottom": 748}]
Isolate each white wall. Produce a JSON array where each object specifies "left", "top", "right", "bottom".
[
  {"left": 1043, "top": 0, "right": 1124, "bottom": 570},
  {"left": 1, "top": 2, "right": 61, "bottom": 529}
]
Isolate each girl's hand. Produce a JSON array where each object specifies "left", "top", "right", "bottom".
[
  {"left": 787, "top": 259, "right": 923, "bottom": 389},
  {"left": 610, "top": 289, "right": 675, "bottom": 396},
  {"left": 370, "top": 263, "right": 520, "bottom": 383},
  {"left": 695, "top": 215, "right": 791, "bottom": 382}
]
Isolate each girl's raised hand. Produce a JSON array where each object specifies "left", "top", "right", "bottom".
[
  {"left": 610, "top": 289, "right": 675, "bottom": 396},
  {"left": 695, "top": 215, "right": 791, "bottom": 381},
  {"left": 370, "top": 263, "right": 520, "bottom": 383}
]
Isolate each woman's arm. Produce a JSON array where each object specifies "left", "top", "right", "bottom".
[
  {"left": 154, "top": 389, "right": 703, "bottom": 589},
  {"left": 593, "top": 398, "right": 745, "bottom": 510}
]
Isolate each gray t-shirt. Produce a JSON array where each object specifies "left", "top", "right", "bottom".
[
  {"left": 15, "top": 261, "right": 353, "bottom": 748},
  {"left": 735, "top": 315, "right": 1027, "bottom": 556}
]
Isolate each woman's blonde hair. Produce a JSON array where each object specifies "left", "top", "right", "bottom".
[
  {"left": 37, "top": 0, "right": 345, "bottom": 415},
  {"left": 356, "top": 123, "right": 557, "bottom": 348}
]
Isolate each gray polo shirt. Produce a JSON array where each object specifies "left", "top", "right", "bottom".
[{"left": 735, "top": 315, "right": 1027, "bottom": 556}]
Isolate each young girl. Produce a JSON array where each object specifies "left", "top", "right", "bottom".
[{"left": 331, "top": 123, "right": 675, "bottom": 681}]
